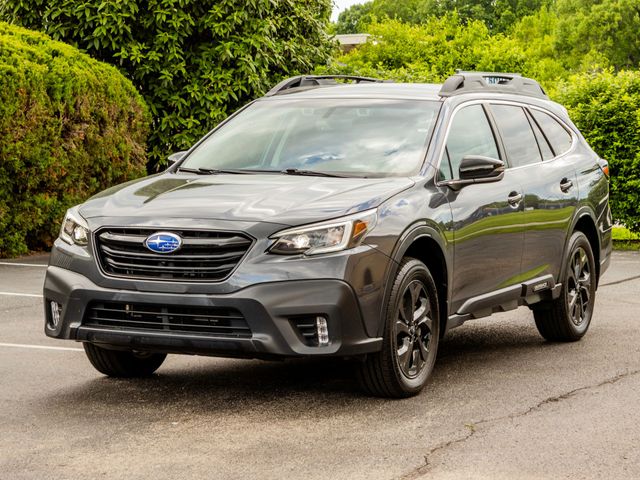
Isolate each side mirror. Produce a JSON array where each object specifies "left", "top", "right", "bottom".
[
  {"left": 167, "top": 151, "right": 188, "bottom": 166},
  {"left": 442, "top": 155, "right": 505, "bottom": 191},
  {"left": 459, "top": 155, "right": 505, "bottom": 180}
]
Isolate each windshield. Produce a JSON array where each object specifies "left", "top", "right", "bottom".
[{"left": 181, "top": 98, "right": 441, "bottom": 177}]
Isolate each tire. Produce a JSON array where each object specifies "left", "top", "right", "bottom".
[
  {"left": 83, "top": 343, "right": 166, "bottom": 377},
  {"left": 533, "top": 231, "right": 596, "bottom": 342},
  {"left": 357, "top": 258, "right": 440, "bottom": 398}
]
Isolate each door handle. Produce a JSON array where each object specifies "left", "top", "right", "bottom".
[
  {"left": 508, "top": 191, "right": 523, "bottom": 207},
  {"left": 560, "top": 178, "right": 573, "bottom": 193}
]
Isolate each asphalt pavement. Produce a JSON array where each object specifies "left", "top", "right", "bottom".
[{"left": 0, "top": 252, "right": 639, "bottom": 479}]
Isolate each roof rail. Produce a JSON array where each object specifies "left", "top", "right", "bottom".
[
  {"left": 265, "top": 75, "right": 387, "bottom": 97},
  {"left": 439, "top": 71, "right": 548, "bottom": 99}
]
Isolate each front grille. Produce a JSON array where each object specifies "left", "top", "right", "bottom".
[
  {"left": 84, "top": 301, "right": 252, "bottom": 338},
  {"left": 95, "top": 228, "right": 253, "bottom": 282}
]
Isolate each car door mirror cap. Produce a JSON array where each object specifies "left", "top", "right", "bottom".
[
  {"left": 441, "top": 173, "right": 505, "bottom": 191},
  {"left": 459, "top": 155, "right": 505, "bottom": 181}
]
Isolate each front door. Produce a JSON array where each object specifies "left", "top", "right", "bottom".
[{"left": 440, "top": 103, "right": 525, "bottom": 314}]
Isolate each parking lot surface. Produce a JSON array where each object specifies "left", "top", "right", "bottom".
[{"left": 1, "top": 252, "right": 639, "bottom": 479}]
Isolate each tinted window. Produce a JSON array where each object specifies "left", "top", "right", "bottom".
[
  {"left": 183, "top": 99, "right": 440, "bottom": 177},
  {"left": 491, "top": 105, "right": 541, "bottom": 168},
  {"left": 442, "top": 105, "right": 499, "bottom": 180},
  {"left": 527, "top": 110, "right": 554, "bottom": 160},
  {"left": 530, "top": 109, "right": 573, "bottom": 156}
]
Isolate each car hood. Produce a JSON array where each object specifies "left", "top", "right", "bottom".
[{"left": 79, "top": 173, "right": 415, "bottom": 226}]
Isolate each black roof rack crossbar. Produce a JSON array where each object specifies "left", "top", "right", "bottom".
[
  {"left": 265, "top": 75, "right": 388, "bottom": 96},
  {"left": 439, "top": 71, "right": 548, "bottom": 99}
]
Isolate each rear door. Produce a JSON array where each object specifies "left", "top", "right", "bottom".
[
  {"left": 525, "top": 107, "right": 578, "bottom": 282},
  {"left": 489, "top": 103, "right": 578, "bottom": 285}
]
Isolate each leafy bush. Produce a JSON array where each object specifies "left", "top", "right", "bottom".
[
  {"left": 0, "top": 22, "right": 149, "bottom": 257},
  {"left": 555, "top": 70, "right": 640, "bottom": 233},
  {"left": 319, "top": 15, "right": 565, "bottom": 87},
  {"left": 1, "top": 0, "right": 335, "bottom": 168}
]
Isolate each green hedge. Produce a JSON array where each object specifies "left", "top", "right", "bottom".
[
  {"left": 556, "top": 70, "right": 640, "bottom": 233},
  {"left": 2, "top": 0, "right": 335, "bottom": 168},
  {"left": 0, "top": 22, "right": 150, "bottom": 257}
]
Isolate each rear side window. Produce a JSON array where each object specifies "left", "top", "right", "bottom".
[
  {"left": 530, "top": 109, "right": 573, "bottom": 156},
  {"left": 527, "top": 110, "right": 554, "bottom": 161},
  {"left": 441, "top": 104, "right": 500, "bottom": 180},
  {"left": 491, "top": 104, "right": 541, "bottom": 168}
]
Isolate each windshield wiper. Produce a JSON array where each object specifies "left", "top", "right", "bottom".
[
  {"left": 281, "top": 168, "right": 348, "bottom": 178},
  {"left": 177, "top": 167, "right": 258, "bottom": 175}
]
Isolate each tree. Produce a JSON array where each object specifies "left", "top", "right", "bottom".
[
  {"left": 1, "top": 0, "right": 335, "bottom": 168},
  {"left": 555, "top": 0, "right": 640, "bottom": 69},
  {"left": 334, "top": 0, "right": 548, "bottom": 34}
]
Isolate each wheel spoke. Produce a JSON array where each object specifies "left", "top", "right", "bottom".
[
  {"left": 410, "top": 345, "right": 420, "bottom": 372},
  {"left": 579, "top": 249, "right": 588, "bottom": 271},
  {"left": 577, "top": 294, "right": 584, "bottom": 322},
  {"left": 417, "top": 335, "right": 430, "bottom": 361},
  {"left": 417, "top": 313, "right": 433, "bottom": 333},
  {"left": 398, "top": 337, "right": 411, "bottom": 361},
  {"left": 573, "top": 253, "right": 581, "bottom": 280},
  {"left": 579, "top": 284, "right": 590, "bottom": 304},
  {"left": 409, "top": 283, "right": 421, "bottom": 308},
  {"left": 396, "top": 320, "right": 410, "bottom": 336}
]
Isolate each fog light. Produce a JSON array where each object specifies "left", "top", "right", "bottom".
[
  {"left": 316, "top": 316, "right": 329, "bottom": 346},
  {"left": 49, "top": 301, "right": 62, "bottom": 328}
]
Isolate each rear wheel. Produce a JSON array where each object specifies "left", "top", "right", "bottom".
[
  {"left": 357, "top": 258, "right": 440, "bottom": 398},
  {"left": 83, "top": 343, "right": 166, "bottom": 377},
  {"left": 533, "top": 231, "right": 596, "bottom": 342}
]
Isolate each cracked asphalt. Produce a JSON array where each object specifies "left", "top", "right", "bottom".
[{"left": 1, "top": 251, "right": 639, "bottom": 479}]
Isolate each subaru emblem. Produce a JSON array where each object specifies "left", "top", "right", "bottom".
[{"left": 144, "top": 232, "right": 182, "bottom": 254}]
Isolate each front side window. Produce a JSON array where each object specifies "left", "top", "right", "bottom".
[
  {"left": 441, "top": 104, "right": 500, "bottom": 180},
  {"left": 491, "top": 104, "right": 542, "bottom": 168},
  {"left": 181, "top": 99, "right": 441, "bottom": 177}
]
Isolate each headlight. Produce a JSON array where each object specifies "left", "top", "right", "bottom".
[
  {"left": 270, "top": 209, "right": 377, "bottom": 255},
  {"left": 59, "top": 207, "right": 90, "bottom": 246}
]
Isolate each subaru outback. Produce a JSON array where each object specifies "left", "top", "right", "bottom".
[{"left": 44, "top": 72, "right": 612, "bottom": 398}]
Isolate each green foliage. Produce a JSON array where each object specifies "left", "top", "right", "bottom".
[
  {"left": 1, "top": 0, "right": 335, "bottom": 169},
  {"left": 555, "top": 0, "right": 640, "bottom": 70},
  {"left": 555, "top": 70, "right": 640, "bottom": 233},
  {"left": 0, "top": 22, "right": 149, "bottom": 257},
  {"left": 322, "top": 14, "right": 565, "bottom": 87},
  {"left": 334, "top": 0, "right": 548, "bottom": 34}
]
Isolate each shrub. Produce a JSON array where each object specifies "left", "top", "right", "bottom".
[
  {"left": 555, "top": 70, "right": 640, "bottom": 233},
  {"left": 0, "top": 22, "right": 150, "bottom": 257},
  {"left": 318, "top": 15, "right": 566, "bottom": 88},
  {"left": 1, "top": 0, "right": 335, "bottom": 168}
]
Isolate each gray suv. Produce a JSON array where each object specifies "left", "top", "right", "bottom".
[{"left": 44, "top": 72, "right": 612, "bottom": 397}]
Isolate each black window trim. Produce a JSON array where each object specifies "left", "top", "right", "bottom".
[
  {"left": 487, "top": 103, "right": 544, "bottom": 168},
  {"left": 526, "top": 106, "right": 575, "bottom": 158},
  {"left": 524, "top": 107, "right": 554, "bottom": 160},
  {"left": 433, "top": 100, "right": 506, "bottom": 185}
]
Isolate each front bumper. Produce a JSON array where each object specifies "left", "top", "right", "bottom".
[{"left": 43, "top": 266, "right": 382, "bottom": 358}]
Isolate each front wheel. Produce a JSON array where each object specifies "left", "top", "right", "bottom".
[
  {"left": 83, "top": 343, "right": 166, "bottom": 377},
  {"left": 533, "top": 231, "right": 596, "bottom": 342},
  {"left": 357, "top": 258, "right": 440, "bottom": 398}
]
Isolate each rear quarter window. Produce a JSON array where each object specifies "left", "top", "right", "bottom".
[{"left": 530, "top": 109, "right": 573, "bottom": 157}]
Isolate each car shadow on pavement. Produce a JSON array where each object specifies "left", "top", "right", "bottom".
[{"left": 34, "top": 317, "right": 585, "bottom": 420}]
